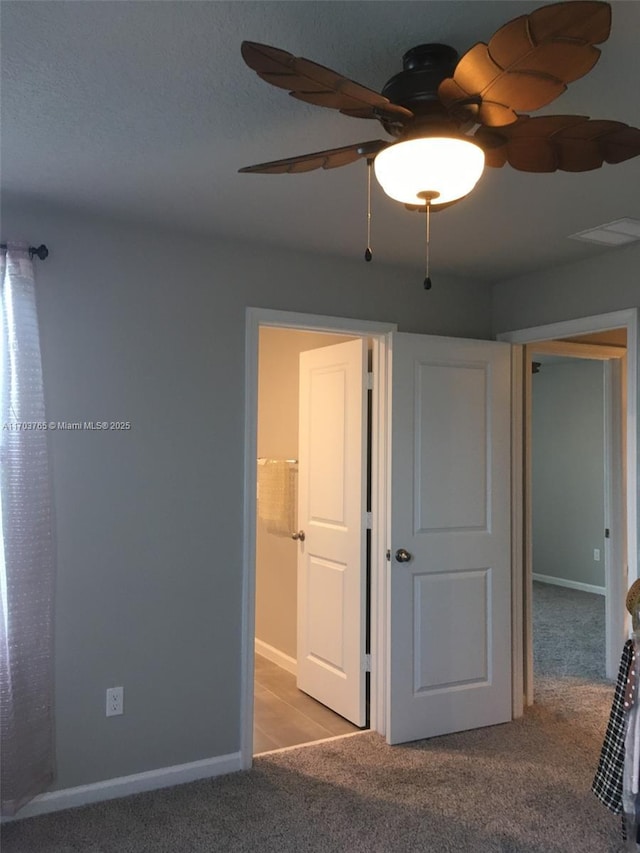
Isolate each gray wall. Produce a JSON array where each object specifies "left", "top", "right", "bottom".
[
  {"left": 2, "top": 199, "right": 492, "bottom": 790},
  {"left": 532, "top": 359, "right": 605, "bottom": 589},
  {"left": 492, "top": 242, "right": 640, "bottom": 335}
]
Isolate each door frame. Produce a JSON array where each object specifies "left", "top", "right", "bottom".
[
  {"left": 498, "top": 308, "right": 638, "bottom": 703},
  {"left": 526, "top": 340, "right": 625, "bottom": 683},
  {"left": 241, "top": 307, "right": 396, "bottom": 769}
]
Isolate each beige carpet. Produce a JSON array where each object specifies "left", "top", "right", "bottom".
[
  {"left": 533, "top": 581, "right": 606, "bottom": 682},
  {"left": 3, "top": 584, "right": 622, "bottom": 852},
  {"left": 2, "top": 681, "right": 622, "bottom": 853}
]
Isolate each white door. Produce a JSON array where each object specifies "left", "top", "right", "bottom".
[
  {"left": 387, "top": 332, "right": 512, "bottom": 744},
  {"left": 296, "top": 338, "right": 367, "bottom": 726}
]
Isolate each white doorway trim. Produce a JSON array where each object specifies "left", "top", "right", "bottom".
[
  {"left": 498, "top": 308, "right": 638, "bottom": 702},
  {"left": 241, "top": 308, "right": 397, "bottom": 770}
]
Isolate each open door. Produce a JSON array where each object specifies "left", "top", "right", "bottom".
[
  {"left": 387, "top": 332, "right": 512, "bottom": 744},
  {"left": 296, "top": 338, "right": 367, "bottom": 726}
]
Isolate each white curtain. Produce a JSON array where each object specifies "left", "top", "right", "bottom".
[{"left": 0, "top": 243, "right": 56, "bottom": 816}]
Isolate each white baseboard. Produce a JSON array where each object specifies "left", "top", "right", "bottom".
[
  {"left": 7, "top": 751, "right": 242, "bottom": 821},
  {"left": 255, "top": 638, "right": 297, "bottom": 675},
  {"left": 533, "top": 572, "right": 606, "bottom": 596}
]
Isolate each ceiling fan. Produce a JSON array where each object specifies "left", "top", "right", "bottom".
[{"left": 239, "top": 1, "right": 640, "bottom": 285}]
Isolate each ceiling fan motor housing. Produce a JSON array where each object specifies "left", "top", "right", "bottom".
[
  {"left": 239, "top": 3, "right": 640, "bottom": 186},
  {"left": 381, "top": 44, "right": 461, "bottom": 136}
]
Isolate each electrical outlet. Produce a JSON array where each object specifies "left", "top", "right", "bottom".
[
  {"left": 106, "top": 686, "right": 124, "bottom": 717},
  {"left": 593, "top": 548, "right": 601, "bottom": 562}
]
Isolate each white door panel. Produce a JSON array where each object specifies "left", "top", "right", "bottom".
[
  {"left": 388, "top": 333, "right": 512, "bottom": 744},
  {"left": 297, "top": 338, "right": 367, "bottom": 726}
]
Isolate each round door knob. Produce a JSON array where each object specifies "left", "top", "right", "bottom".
[
  {"left": 395, "top": 548, "right": 412, "bottom": 563},
  {"left": 292, "top": 530, "right": 306, "bottom": 542}
]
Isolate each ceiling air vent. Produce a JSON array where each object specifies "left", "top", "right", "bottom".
[{"left": 569, "top": 218, "right": 640, "bottom": 246}]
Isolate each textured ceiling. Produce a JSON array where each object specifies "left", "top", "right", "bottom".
[{"left": 2, "top": 0, "right": 640, "bottom": 282}]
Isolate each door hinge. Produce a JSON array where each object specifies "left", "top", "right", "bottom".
[
  {"left": 367, "top": 372, "right": 374, "bottom": 391},
  {"left": 366, "top": 512, "right": 372, "bottom": 529},
  {"left": 605, "top": 528, "right": 611, "bottom": 539},
  {"left": 364, "top": 654, "right": 371, "bottom": 672}
]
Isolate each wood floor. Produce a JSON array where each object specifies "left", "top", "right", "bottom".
[{"left": 253, "top": 654, "right": 362, "bottom": 754}]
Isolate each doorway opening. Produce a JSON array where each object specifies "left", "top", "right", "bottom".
[
  {"left": 528, "top": 334, "right": 626, "bottom": 701},
  {"left": 529, "top": 338, "right": 625, "bottom": 705},
  {"left": 254, "top": 326, "right": 366, "bottom": 754},
  {"left": 244, "top": 308, "right": 517, "bottom": 764},
  {"left": 499, "top": 309, "right": 637, "bottom": 708},
  {"left": 241, "top": 309, "right": 395, "bottom": 768}
]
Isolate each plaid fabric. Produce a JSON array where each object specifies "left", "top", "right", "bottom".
[{"left": 592, "top": 639, "right": 634, "bottom": 814}]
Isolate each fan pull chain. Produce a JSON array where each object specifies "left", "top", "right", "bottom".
[
  {"left": 364, "top": 158, "right": 373, "bottom": 262},
  {"left": 417, "top": 190, "right": 439, "bottom": 290},
  {"left": 423, "top": 201, "right": 432, "bottom": 290}
]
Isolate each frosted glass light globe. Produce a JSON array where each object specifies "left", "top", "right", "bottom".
[{"left": 374, "top": 137, "right": 485, "bottom": 206}]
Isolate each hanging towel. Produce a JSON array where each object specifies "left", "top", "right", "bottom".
[{"left": 257, "top": 459, "right": 297, "bottom": 537}]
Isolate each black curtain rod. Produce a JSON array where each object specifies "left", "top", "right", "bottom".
[{"left": 0, "top": 244, "right": 49, "bottom": 260}]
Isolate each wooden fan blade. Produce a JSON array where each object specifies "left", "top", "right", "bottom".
[
  {"left": 439, "top": 1, "right": 612, "bottom": 126},
  {"left": 475, "top": 115, "right": 640, "bottom": 172},
  {"left": 238, "top": 140, "right": 388, "bottom": 175},
  {"left": 241, "top": 42, "right": 413, "bottom": 123},
  {"left": 604, "top": 126, "right": 640, "bottom": 164}
]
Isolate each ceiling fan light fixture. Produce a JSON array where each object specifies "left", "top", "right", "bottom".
[{"left": 373, "top": 136, "right": 485, "bottom": 206}]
